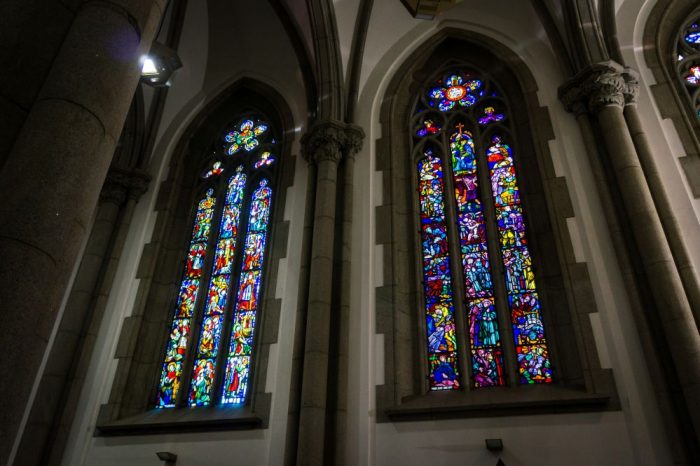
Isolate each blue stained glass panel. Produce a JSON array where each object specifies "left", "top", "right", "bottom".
[
  {"left": 205, "top": 275, "right": 229, "bottom": 315},
  {"left": 471, "top": 348, "right": 505, "bottom": 387},
  {"left": 496, "top": 205, "right": 527, "bottom": 249},
  {"left": 426, "top": 301, "right": 457, "bottom": 353},
  {"left": 157, "top": 360, "right": 183, "bottom": 408},
  {"left": 197, "top": 315, "right": 223, "bottom": 357},
  {"left": 510, "top": 293, "right": 546, "bottom": 345},
  {"left": 242, "top": 233, "right": 266, "bottom": 271},
  {"left": 503, "top": 248, "right": 537, "bottom": 294},
  {"left": 467, "top": 298, "right": 500, "bottom": 348},
  {"left": 517, "top": 345, "right": 553, "bottom": 384},
  {"left": 189, "top": 358, "right": 216, "bottom": 406},
  {"left": 235, "top": 270, "right": 262, "bottom": 312},
  {"left": 428, "top": 353, "right": 460, "bottom": 390},
  {"left": 213, "top": 239, "right": 236, "bottom": 275},
  {"left": 462, "top": 251, "right": 493, "bottom": 298},
  {"left": 422, "top": 223, "right": 449, "bottom": 258},
  {"left": 163, "top": 318, "right": 191, "bottom": 362},
  {"left": 221, "top": 356, "right": 251, "bottom": 404},
  {"left": 175, "top": 278, "right": 199, "bottom": 318},
  {"left": 230, "top": 311, "right": 256, "bottom": 356}
]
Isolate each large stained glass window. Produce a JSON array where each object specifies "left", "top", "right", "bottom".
[
  {"left": 676, "top": 16, "right": 700, "bottom": 120},
  {"left": 156, "top": 115, "right": 278, "bottom": 408},
  {"left": 414, "top": 71, "right": 553, "bottom": 391}
]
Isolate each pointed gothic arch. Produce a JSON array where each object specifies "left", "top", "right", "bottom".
[
  {"left": 96, "top": 78, "right": 296, "bottom": 434},
  {"left": 644, "top": 0, "right": 700, "bottom": 198},
  {"left": 375, "top": 29, "right": 618, "bottom": 420}
]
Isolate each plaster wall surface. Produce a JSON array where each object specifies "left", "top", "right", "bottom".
[{"left": 375, "top": 412, "right": 634, "bottom": 466}]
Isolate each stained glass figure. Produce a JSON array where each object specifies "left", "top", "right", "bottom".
[
  {"left": 157, "top": 189, "right": 216, "bottom": 408},
  {"left": 429, "top": 353, "right": 460, "bottom": 389},
  {"left": 686, "top": 65, "right": 700, "bottom": 85},
  {"left": 418, "top": 151, "right": 461, "bottom": 390},
  {"left": 205, "top": 275, "right": 229, "bottom": 314},
  {"left": 230, "top": 311, "right": 256, "bottom": 355},
  {"left": 203, "top": 161, "right": 224, "bottom": 178},
  {"left": 478, "top": 106, "right": 505, "bottom": 125},
  {"left": 175, "top": 279, "right": 199, "bottom": 317},
  {"left": 517, "top": 345, "right": 553, "bottom": 384},
  {"left": 450, "top": 126, "right": 477, "bottom": 174},
  {"left": 221, "top": 356, "right": 250, "bottom": 404},
  {"left": 188, "top": 169, "right": 247, "bottom": 406},
  {"left": 487, "top": 134, "right": 552, "bottom": 384},
  {"left": 428, "top": 74, "right": 481, "bottom": 111},
  {"left": 225, "top": 119, "right": 268, "bottom": 155},
  {"left": 189, "top": 358, "right": 216, "bottom": 406},
  {"left": 448, "top": 125, "right": 505, "bottom": 387},
  {"left": 222, "top": 179, "right": 273, "bottom": 404},
  {"left": 254, "top": 151, "right": 275, "bottom": 168},
  {"left": 416, "top": 119, "right": 442, "bottom": 137}
]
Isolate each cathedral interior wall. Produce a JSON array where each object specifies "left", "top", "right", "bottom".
[{"left": 16, "top": 1, "right": 695, "bottom": 464}]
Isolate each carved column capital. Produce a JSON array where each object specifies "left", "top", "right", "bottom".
[
  {"left": 99, "top": 168, "right": 151, "bottom": 205},
  {"left": 559, "top": 62, "right": 631, "bottom": 114},
  {"left": 301, "top": 120, "right": 365, "bottom": 165},
  {"left": 622, "top": 69, "right": 640, "bottom": 106}
]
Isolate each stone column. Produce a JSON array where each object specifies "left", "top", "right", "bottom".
[
  {"left": 560, "top": 62, "right": 700, "bottom": 441},
  {"left": 621, "top": 71, "right": 700, "bottom": 323},
  {"left": 297, "top": 120, "right": 363, "bottom": 466},
  {"left": 14, "top": 168, "right": 149, "bottom": 466},
  {"left": 0, "top": 2, "right": 164, "bottom": 463}
]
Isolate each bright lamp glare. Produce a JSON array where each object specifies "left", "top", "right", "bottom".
[{"left": 142, "top": 57, "right": 158, "bottom": 76}]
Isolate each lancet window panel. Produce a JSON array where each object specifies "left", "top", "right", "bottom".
[
  {"left": 675, "top": 14, "right": 700, "bottom": 121},
  {"left": 156, "top": 115, "right": 278, "bottom": 409},
  {"left": 412, "top": 70, "right": 553, "bottom": 391}
]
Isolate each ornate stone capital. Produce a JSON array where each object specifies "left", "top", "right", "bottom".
[
  {"left": 559, "top": 62, "right": 630, "bottom": 114},
  {"left": 99, "top": 167, "right": 151, "bottom": 205},
  {"left": 622, "top": 68, "right": 640, "bottom": 106},
  {"left": 301, "top": 120, "right": 365, "bottom": 165}
]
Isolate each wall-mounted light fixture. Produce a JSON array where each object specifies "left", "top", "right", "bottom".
[
  {"left": 156, "top": 451, "right": 177, "bottom": 466},
  {"left": 485, "top": 438, "right": 504, "bottom": 452},
  {"left": 400, "top": 0, "right": 463, "bottom": 19},
  {"left": 140, "top": 42, "right": 182, "bottom": 87}
]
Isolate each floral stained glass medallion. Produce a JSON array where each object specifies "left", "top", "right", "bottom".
[
  {"left": 226, "top": 119, "right": 268, "bottom": 155},
  {"left": 428, "top": 74, "right": 482, "bottom": 112}
]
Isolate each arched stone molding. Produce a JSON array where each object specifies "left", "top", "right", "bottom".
[
  {"left": 644, "top": 0, "right": 700, "bottom": 197},
  {"left": 94, "top": 78, "right": 297, "bottom": 434},
  {"left": 374, "top": 27, "right": 618, "bottom": 420}
]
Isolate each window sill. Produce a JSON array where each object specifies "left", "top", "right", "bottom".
[
  {"left": 383, "top": 383, "right": 619, "bottom": 422},
  {"left": 95, "top": 406, "right": 263, "bottom": 436}
]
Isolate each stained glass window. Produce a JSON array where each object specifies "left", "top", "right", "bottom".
[
  {"left": 413, "top": 70, "right": 553, "bottom": 391},
  {"left": 676, "top": 18, "right": 700, "bottom": 119},
  {"left": 156, "top": 115, "right": 278, "bottom": 408}
]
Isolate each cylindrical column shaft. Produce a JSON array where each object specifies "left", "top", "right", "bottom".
[
  {"left": 0, "top": 2, "right": 164, "bottom": 463},
  {"left": 623, "top": 103, "right": 700, "bottom": 325},
  {"left": 596, "top": 103, "right": 700, "bottom": 437},
  {"left": 297, "top": 155, "right": 341, "bottom": 465}
]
